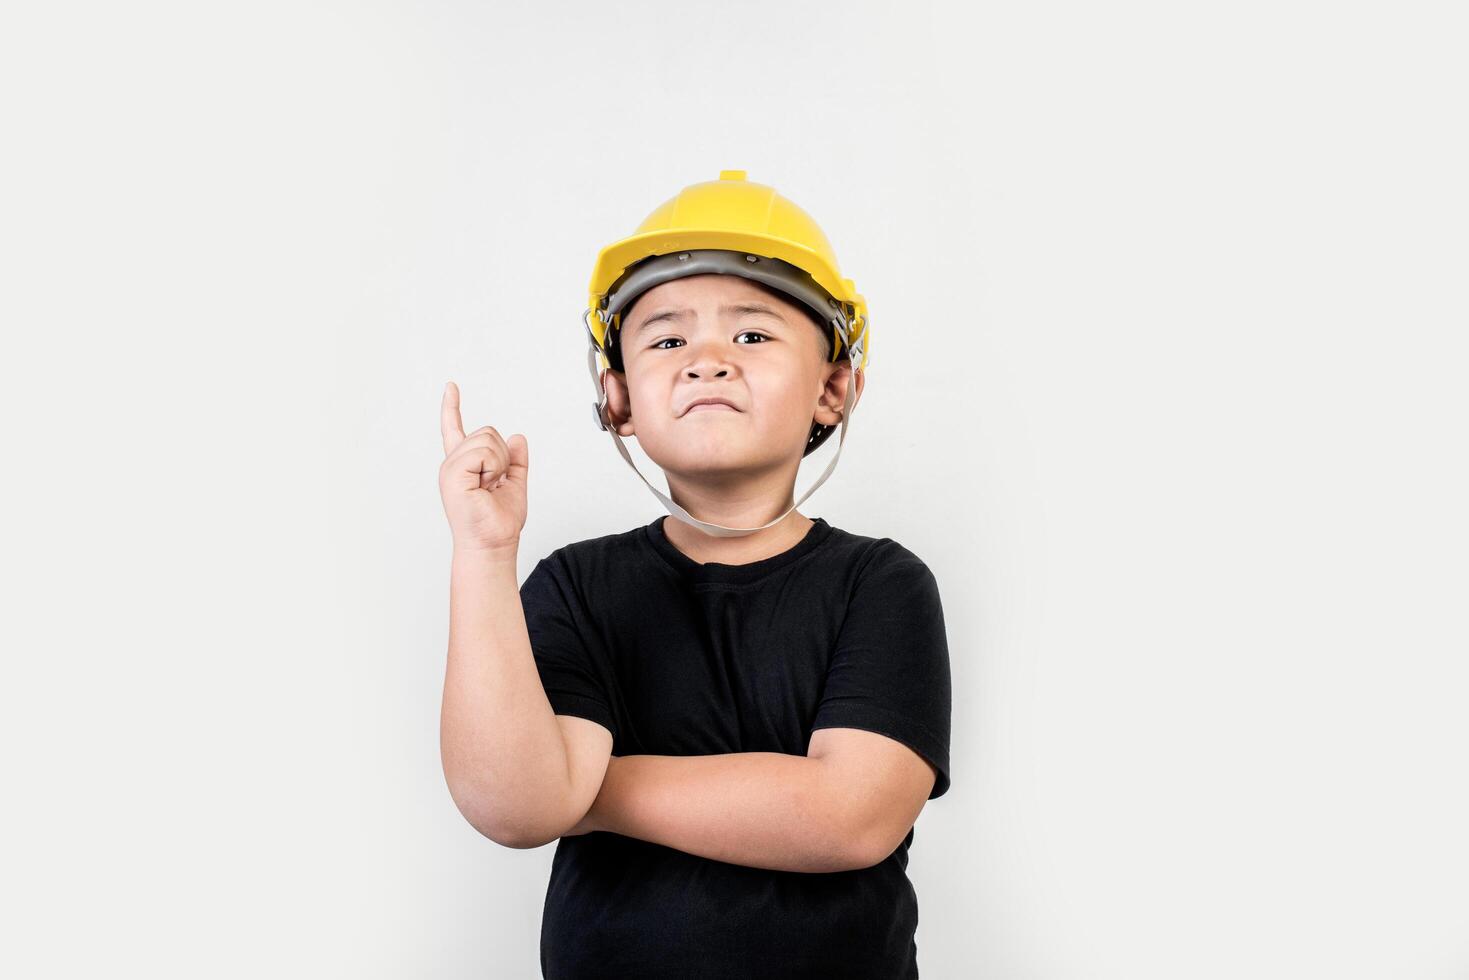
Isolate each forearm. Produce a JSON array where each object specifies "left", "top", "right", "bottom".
[
  {"left": 587, "top": 753, "right": 861, "bottom": 874},
  {"left": 440, "top": 546, "right": 572, "bottom": 847}
]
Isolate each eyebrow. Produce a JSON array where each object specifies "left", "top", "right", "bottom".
[{"left": 631, "top": 302, "right": 788, "bottom": 335}]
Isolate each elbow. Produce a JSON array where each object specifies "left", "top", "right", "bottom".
[
  {"left": 444, "top": 778, "right": 569, "bottom": 850},
  {"left": 849, "top": 836, "right": 897, "bottom": 871},
  {"left": 818, "top": 764, "right": 899, "bottom": 872},
  {"left": 470, "top": 800, "right": 565, "bottom": 850},
  {"left": 466, "top": 806, "right": 561, "bottom": 850},
  {"left": 843, "top": 815, "right": 899, "bottom": 871},
  {"left": 485, "top": 824, "right": 558, "bottom": 850},
  {"left": 843, "top": 841, "right": 882, "bottom": 872}
]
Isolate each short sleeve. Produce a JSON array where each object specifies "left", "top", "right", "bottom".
[
  {"left": 519, "top": 555, "right": 619, "bottom": 743},
  {"left": 810, "top": 542, "right": 953, "bottom": 799}
]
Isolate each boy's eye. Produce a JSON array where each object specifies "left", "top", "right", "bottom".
[{"left": 650, "top": 332, "right": 770, "bottom": 350}]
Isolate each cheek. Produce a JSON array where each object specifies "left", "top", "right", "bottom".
[
  {"left": 750, "top": 373, "right": 816, "bottom": 420},
  {"left": 626, "top": 376, "right": 673, "bottom": 427}
]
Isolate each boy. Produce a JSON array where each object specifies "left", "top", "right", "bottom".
[{"left": 439, "top": 171, "right": 951, "bottom": 979}]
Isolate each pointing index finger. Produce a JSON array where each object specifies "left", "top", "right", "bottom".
[{"left": 441, "top": 381, "right": 467, "bottom": 456}]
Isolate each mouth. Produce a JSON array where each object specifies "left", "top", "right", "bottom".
[{"left": 681, "top": 398, "right": 741, "bottom": 416}]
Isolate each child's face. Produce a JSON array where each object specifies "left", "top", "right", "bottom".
[{"left": 603, "top": 273, "right": 860, "bottom": 484}]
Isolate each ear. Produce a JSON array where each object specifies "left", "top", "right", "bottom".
[
  {"left": 602, "top": 368, "right": 636, "bottom": 437},
  {"left": 814, "top": 361, "right": 864, "bottom": 427}
]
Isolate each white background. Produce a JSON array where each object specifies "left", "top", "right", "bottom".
[{"left": 3, "top": 1, "right": 1466, "bottom": 977}]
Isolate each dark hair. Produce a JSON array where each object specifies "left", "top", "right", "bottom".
[{"left": 604, "top": 278, "right": 834, "bottom": 373}]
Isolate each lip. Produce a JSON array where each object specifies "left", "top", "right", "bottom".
[{"left": 681, "top": 397, "right": 741, "bottom": 416}]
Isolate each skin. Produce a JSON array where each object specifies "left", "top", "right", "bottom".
[{"left": 601, "top": 273, "right": 865, "bottom": 567}]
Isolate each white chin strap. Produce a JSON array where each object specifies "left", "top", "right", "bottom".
[{"left": 583, "top": 314, "right": 863, "bottom": 539}]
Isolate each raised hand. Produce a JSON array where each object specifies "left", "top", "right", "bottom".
[{"left": 438, "top": 381, "right": 529, "bottom": 554}]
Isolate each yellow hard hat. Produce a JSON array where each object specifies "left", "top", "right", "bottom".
[
  {"left": 584, "top": 169, "right": 869, "bottom": 373},
  {"left": 580, "top": 169, "right": 868, "bottom": 538}
]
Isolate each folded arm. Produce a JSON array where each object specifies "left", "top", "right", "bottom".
[{"left": 572, "top": 752, "right": 869, "bottom": 873}]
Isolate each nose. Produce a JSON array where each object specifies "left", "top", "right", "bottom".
[{"left": 683, "top": 336, "right": 736, "bottom": 378}]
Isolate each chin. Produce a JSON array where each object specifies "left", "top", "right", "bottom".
[
  {"left": 655, "top": 441, "right": 802, "bottom": 481},
  {"left": 655, "top": 451, "right": 756, "bottom": 480}
]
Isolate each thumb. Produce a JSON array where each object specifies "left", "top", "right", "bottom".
[{"left": 505, "top": 433, "right": 529, "bottom": 484}]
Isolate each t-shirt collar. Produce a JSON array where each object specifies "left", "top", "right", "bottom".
[{"left": 644, "top": 514, "right": 834, "bottom": 585}]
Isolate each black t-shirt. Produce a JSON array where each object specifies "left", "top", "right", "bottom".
[{"left": 519, "top": 515, "right": 952, "bottom": 979}]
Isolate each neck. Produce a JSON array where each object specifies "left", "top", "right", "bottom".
[{"left": 659, "top": 478, "right": 814, "bottom": 565}]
